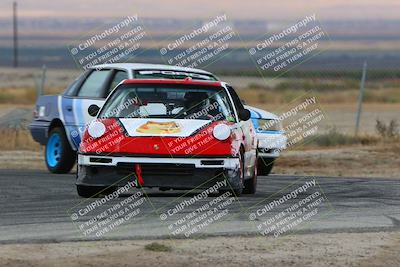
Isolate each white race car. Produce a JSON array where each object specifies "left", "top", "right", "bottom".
[
  {"left": 76, "top": 79, "right": 258, "bottom": 197},
  {"left": 245, "top": 105, "right": 287, "bottom": 175}
]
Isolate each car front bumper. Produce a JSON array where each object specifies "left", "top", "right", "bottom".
[
  {"left": 76, "top": 154, "right": 240, "bottom": 189},
  {"left": 257, "top": 133, "right": 287, "bottom": 158}
]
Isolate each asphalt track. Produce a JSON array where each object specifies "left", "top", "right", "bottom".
[{"left": 0, "top": 169, "right": 399, "bottom": 244}]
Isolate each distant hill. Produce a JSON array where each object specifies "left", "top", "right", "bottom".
[{"left": 0, "top": 17, "right": 399, "bottom": 71}]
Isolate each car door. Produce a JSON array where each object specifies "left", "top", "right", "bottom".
[
  {"left": 227, "top": 86, "right": 257, "bottom": 177},
  {"left": 61, "top": 69, "right": 129, "bottom": 149}
]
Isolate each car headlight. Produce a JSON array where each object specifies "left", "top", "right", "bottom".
[
  {"left": 257, "top": 119, "right": 283, "bottom": 131},
  {"left": 213, "top": 124, "right": 231, "bottom": 140},
  {"left": 88, "top": 120, "right": 106, "bottom": 138}
]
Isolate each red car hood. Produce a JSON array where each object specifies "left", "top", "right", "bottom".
[
  {"left": 80, "top": 118, "right": 237, "bottom": 157},
  {"left": 119, "top": 118, "right": 211, "bottom": 137}
]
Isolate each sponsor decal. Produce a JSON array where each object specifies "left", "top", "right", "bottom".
[
  {"left": 119, "top": 118, "right": 210, "bottom": 137},
  {"left": 136, "top": 121, "right": 182, "bottom": 134}
]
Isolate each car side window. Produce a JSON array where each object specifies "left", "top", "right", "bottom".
[
  {"left": 227, "top": 86, "right": 245, "bottom": 111},
  {"left": 77, "top": 70, "right": 111, "bottom": 98},
  {"left": 107, "top": 70, "right": 128, "bottom": 96},
  {"left": 64, "top": 72, "right": 86, "bottom": 96},
  {"left": 64, "top": 78, "right": 80, "bottom": 97}
]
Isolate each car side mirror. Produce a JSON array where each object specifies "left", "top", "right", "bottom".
[
  {"left": 238, "top": 109, "right": 251, "bottom": 121},
  {"left": 88, "top": 104, "right": 100, "bottom": 117}
]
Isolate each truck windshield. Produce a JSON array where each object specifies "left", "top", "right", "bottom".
[{"left": 99, "top": 84, "right": 236, "bottom": 121}]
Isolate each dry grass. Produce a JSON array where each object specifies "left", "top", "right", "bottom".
[
  {"left": 238, "top": 87, "right": 400, "bottom": 105},
  {"left": 0, "top": 87, "right": 64, "bottom": 104},
  {"left": 304, "top": 128, "right": 381, "bottom": 147},
  {"left": 1, "top": 75, "right": 399, "bottom": 105},
  {"left": 0, "top": 129, "right": 41, "bottom": 150},
  {"left": 236, "top": 76, "right": 400, "bottom": 105}
]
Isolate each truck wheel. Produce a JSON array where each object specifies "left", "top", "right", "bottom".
[
  {"left": 45, "top": 127, "right": 76, "bottom": 173},
  {"left": 258, "top": 158, "right": 274, "bottom": 176},
  {"left": 243, "top": 162, "right": 257, "bottom": 194}
]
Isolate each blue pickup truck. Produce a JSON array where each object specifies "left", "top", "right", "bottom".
[{"left": 29, "top": 63, "right": 219, "bottom": 173}]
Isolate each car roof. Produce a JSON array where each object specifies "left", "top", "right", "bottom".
[
  {"left": 245, "top": 105, "right": 279, "bottom": 120},
  {"left": 91, "top": 63, "right": 214, "bottom": 75},
  {"left": 122, "top": 78, "right": 223, "bottom": 87}
]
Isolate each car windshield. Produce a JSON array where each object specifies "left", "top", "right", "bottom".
[{"left": 99, "top": 84, "right": 236, "bottom": 121}]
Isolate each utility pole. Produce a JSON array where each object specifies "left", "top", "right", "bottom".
[
  {"left": 13, "top": 1, "right": 18, "bottom": 68},
  {"left": 355, "top": 61, "right": 367, "bottom": 136}
]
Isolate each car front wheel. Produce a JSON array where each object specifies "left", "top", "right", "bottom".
[
  {"left": 243, "top": 160, "right": 257, "bottom": 194},
  {"left": 220, "top": 151, "right": 244, "bottom": 196}
]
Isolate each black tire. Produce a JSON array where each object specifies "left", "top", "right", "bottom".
[
  {"left": 76, "top": 185, "right": 117, "bottom": 198},
  {"left": 258, "top": 158, "right": 275, "bottom": 176},
  {"left": 233, "top": 151, "right": 245, "bottom": 196},
  {"left": 45, "top": 127, "right": 76, "bottom": 174},
  {"left": 243, "top": 160, "right": 257, "bottom": 194},
  {"left": 220, "top": 151, "right": 244, "bottom": 196}
]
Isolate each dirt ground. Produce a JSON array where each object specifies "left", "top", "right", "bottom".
[
  {"left": 0, "top": 231, "right": 398, "bottom": 267},
  {"left": 273, "top": 143, "right": 400, "bottom": 178}
]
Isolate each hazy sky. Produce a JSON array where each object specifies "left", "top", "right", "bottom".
[{"left": 0, "top": 0, "right": 399, "bottom": 20}]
